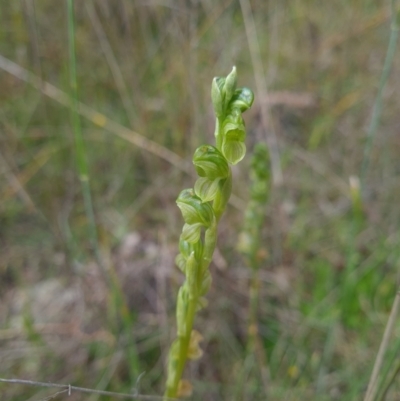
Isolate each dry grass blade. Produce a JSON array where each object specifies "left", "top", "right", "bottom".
[
  {"left": 0, "top": 53, "right": 189, "bottom": 174},
  {"left": 239, "top": 0, "right": 282, "bottom": 186},
  {"left": 0, "top": 150, "right": 36, "bottom": 212},
  {"left": 0, "top": 145, "right": 57, "bottom": 204},
  {"left": 85, "top": 0, "right": 136, "bottom": 128}
]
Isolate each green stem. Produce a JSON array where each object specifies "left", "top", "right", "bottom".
[
  {"left": 247, "top": 268, "right": 260, "bottom": 353},
  {"left": 233, "top": 269, "right": 264, "bottom": 401},
  {"left": 67, "top": 0, "right": 108, "bottom": 283},
  {"left": 68, "top": 0, "right": 140, "bottom": 383},
  {"left": 203, "top": 221, "right": 218, "bottom": 267},
  {"left": 215, "top": 117, "right": 223, "bottom": 151},
  {"left": 164, "top": 223, "right": 217, "bottom": 399},
  {"left": 164, "top": 295, "right": 198, "bottom": 398},
  {"left": 360, "top": 0, "right": 399, "bottom": 191},
  {"left": 376, "top": 359, "right": 400, "bottom": 401},
  {"left": 363, "top": 291, "right": 400, "bottom": 401},
  {"left": 213, "top": 172, "right": 232, "bottom": 221}
]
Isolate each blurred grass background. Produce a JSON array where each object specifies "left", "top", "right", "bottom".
[{"left": 0, "top": 1, "right": 400, "bottom": 400}]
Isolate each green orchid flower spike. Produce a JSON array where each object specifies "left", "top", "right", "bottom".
[{"left": 164, "top": 67, "right": 254, "bottom": 400}]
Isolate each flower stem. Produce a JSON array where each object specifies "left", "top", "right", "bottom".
[{"left": 164, "top": 296, "right": 198, "bottom": 398}]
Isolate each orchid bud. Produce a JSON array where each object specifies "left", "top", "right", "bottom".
[
  {"left": 211, "top": 67, "right": 238, "bottom": 117},
  {"left": 228, "top": 87, "right": 254, "bottom": 113},
  {"left": 176, "top": 189, "right": 214, "bottom": 227},
  {"left": 193, "top": 145, "right": 230, "bottom": 202},
  {"left": 181, "top": 222, "right": 202, "bottom": 243},
  {"left": 223, "top": 66, "right": 237, "bottom": 107},
  {"left": 194, "top": 177, "right": 221, "bottom": 203},
  {"left": 221, "top": 110, "right": 247, "bottom": 165},
  {"left": 211, "top": 76, "right": 225, "bottom": 117},
  {"left": 193, "top": 145, "right": 229, "bottom": 180},
  {"left": 212, "top": 175, "right": 232, "bottom": 219}
]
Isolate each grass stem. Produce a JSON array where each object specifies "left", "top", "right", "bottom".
[
  {"left": 239, "top": 0, "right": 282, "bottom": 186},
  {"left": 363, "top": 290, "right": 400, "bottom": 401},
  {"left": 67, "top": 0, "right": 140, "bottom": 382},
  {"left": 360, "top": 0, "right": 399, "bottom": 190},
  {"left": 67, "top": 0, "right": 108, "bottom": 283}
]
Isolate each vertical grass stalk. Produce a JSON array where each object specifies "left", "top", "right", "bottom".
[
  {"left": 67, "top": 0, "right": 140, "bottom": 381},
  {"left": 360, "top": 0, "right": 399, "bottom": 190},
  {"left": 164, "top": 67, "right": 254, "bottom": 399},
  {"left": 363, "top": 291, "right": 400, "bottom": 401},
  {"left": 67, "top": 0, "right": 107, "bottom": 281}
]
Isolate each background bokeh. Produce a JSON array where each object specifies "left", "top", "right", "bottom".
[{"left": 1, "top": 1, "right": 399, "bottom": 400}]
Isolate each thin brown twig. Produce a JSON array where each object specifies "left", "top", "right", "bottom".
[
  {"left": 0, "top": 150, "right": 36, "bottom": 212},
  {"left": 1, "top": 144, "right": 58, "bottom": 204},
  {"left": 0, "top": 53, "right": 189, "bottom": 174},
  {"left": 0, "top": 378, "right": 176, "bottom": 401}
]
